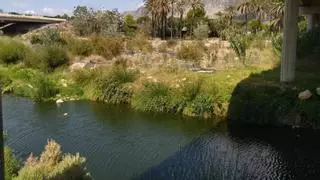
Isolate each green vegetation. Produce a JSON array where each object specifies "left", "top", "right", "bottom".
[
  {"left": 228, "top": 59, "right": 320, "bottom": 128},
  {"left": 5, "top": 146, "right": 20, "bottom": 180},
  {"left": 0, "top": 0, "right": 318, "bottom": 128},
  {"left": 5, "top": 140, "right": 91, "bottom": 180}
]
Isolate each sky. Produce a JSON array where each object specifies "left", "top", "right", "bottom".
[{"left": 1, "top": 0, "right": 144, "bottom": 16}]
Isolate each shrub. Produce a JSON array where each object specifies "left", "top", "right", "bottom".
[
  {"left": 132, "top": 82, "right": 172, "bottom": 113},
  {"left": 102, "top": 67, "right": 138, "bottom": 104},
  {"left": 248, "top": 19, "right": 262, "bottom": 33},
  {"left": 5, "top": 146, "right": 20, "bottom": 180},
  {"left": 0, "top": 38, "right": 28, "bottom": 64},
  {"left": 67, "top": 38, "right": 94, "bottom": 57},
  {"left": 166, "top": 39, "right": 178, "bottom": 48},
  {"left": 158, "top": 42, "right": 168, "bottom": 53},
  {"left": 184, "top": 94, "right": 213, "bottom": 117},
  {"left": 14, "top": 139, "right": 92, "bottom": 180},
  {"left": 3, "top": 68, "right": 58, "bottom": 101},
  {"left": 42, "top": 45, "right": 70, "bottom": 72},
  {"left": 24, "top": 47, "right": 46, "bottom": 70},
  {"left": 194, "top": 23, "right": 210, "bottom": 40},
  {"left": 271, "top": 33, "right": 282, "bottom": 57},
  {"left": 91, "top": 36, "right": 124, "bottom": 59},
  {"left": 126, "top": 34, "right": 152, "bottom": 53},
  {"left": 297, "top": 27, "right": 320, "bottom": 58},
  {"left": 176, "top": 43, "right": 204, "bottom": 64},
  {"left": 229, "top": 33, "right": 252, "bottom": 65},
  {"left": 30, "top": 28, "right": 66, "bottom": 45},
  {"left": 72, "top": 67, "right": 137, "bottom": 103}
]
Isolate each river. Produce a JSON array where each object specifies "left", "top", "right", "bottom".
[{"left": 3, "top": 95, "right": 320, "bottom": 180}]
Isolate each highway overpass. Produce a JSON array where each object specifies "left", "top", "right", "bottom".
[{"left": 0, "top": 13, "right": 66, "bottom": 35}]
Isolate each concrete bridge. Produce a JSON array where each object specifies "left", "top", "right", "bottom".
[
  {"left": 0, "top": 13, "right": 66, "bottom": 35},
  {"left": 281, "top": 0, "right": 320, "bottom": 82}
]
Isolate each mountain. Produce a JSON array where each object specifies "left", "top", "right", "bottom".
[
  {"left": 204, "top": 0, "right": 243, "bottom": 17},
  {"left": 123, "top": 0, "right": 243, "bottom": 18}
]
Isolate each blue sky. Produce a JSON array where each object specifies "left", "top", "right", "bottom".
[{"left": 1, "top": 0, "right": 144, "bottom": 16}]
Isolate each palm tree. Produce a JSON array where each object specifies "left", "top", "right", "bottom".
[
  {"left": 169, "top": 0, "right": 176, "bottom": 39},
  {"left": 189, "top": 0, "right": 204, "bottom": 37},
  {"left": 270, "top": 1, "right": 284, "bottom": 31},
  {"left": 224, "top": 6, "right": 236, "bottom": 25},
  {"left": 254, "top": 4, "right": 265, "bottom": 21},
  {"left": 144, "top": 0, "right": 157, "bottom": 37},
  {"left": 176, "top": 0, "right": 188, "bottom": 38},
  {"left": 237, "top": 1, "right": 253, "bottom": 29}
]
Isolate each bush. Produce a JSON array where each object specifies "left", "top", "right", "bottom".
[
  {"left": 42, "top": 45, "right": 70, "bottom": 72},
  {"left": 177, "top": 43, "right": 204, "bottom": 64},
  {"left": 67, "top": 38, "right": 94, "bottom": 57},
  {"left": 297, "top": 27, "right": 320, "bottom": 58},
  {"left": 2, "top": 68, "right": 58, "bottom": 101},
  {"left": 132, "top": 82, "right": 172, "bottom": 113},
  {"left": 30, "top": 28, "right": 66, "bottom": 45},
  {"left": 102, "top": 67, "right": 138, "bottom": 104},
  {"left": 91, "top": 36, "right": 124, "bottom": 59},
  {"left": 14, "top": 140, "right": 92, "bottom": 180},
  {"left": 184, "top": 94, "right": 213, "bottom": 117},
  {"left": 229, "top": 33, "right": 252, "bottom": 65},
  {"left": 271, "top": 33, "right": 282, "bottom": 56},
  {"left": 166, "top": 39, "right": 177, "bottom": 48},
  {"left": 71, "top": 67, "right": 137, "bottom": 103},
  {"left": 0, "top": 38, "right": 28, "bottom": 64},
  {"left": 157, "top": 42, "right": 168, "bottom": 53},
  {"left": 194, "top": 23, "right": 210, "bottom": 40},
  {"left": 248, "top": 19, "right": 262, "bottom": 33},
  {"left": 5, "top": 146, "right": 20, "bottom": 180},
  {"left": 126, "top": 34, "right": 152, "bottom": 53}
]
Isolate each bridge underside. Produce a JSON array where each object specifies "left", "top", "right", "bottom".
[{"left": 0, "top": 22, "right": 48, "bottom": 35}]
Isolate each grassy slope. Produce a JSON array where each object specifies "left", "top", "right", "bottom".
[{"left": 228, "top": 59, "right": 320, "bottom": 128}]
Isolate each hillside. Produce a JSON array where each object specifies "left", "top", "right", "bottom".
[{"left": 123, "top": 0, "right": 243, "bottom": 18}]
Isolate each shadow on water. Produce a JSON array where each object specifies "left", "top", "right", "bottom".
[
  {"left": 137, "top": 125, "right": 320, "bottom": 180},
  {"left": 137, "top": 58, "right": 320, "bottom": 179}
]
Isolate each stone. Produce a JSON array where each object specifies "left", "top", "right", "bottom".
[
  {"left": 317, "top": 87, "right": 320, "bottom": 96},
  {"left": 63, "top": 113, "right": 68, "bottom": 116},
  {"left": 56, "top": 99, "right": 64, "bottom": 104},
  {"left": 298, "top": 90, "right": 312, "bottom": 100}
]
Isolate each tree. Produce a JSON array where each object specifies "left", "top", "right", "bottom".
[
  {"left": 144, "top": 0, "right": 170, "bottom": 39},
  {"left": 189, "top": 0, "right": 204, "bottom": 37},
  {"left": 237, "top": 1, "right": 253, "bottom": 29},
  {"left": 124, "top": 14, "right": 137, "bottom": 36},
  {"left": 176, "top": 0, "right": 188, "bottom": 38},
  {"left": 72, "top": 6, "right": 122, "bottom": 36},
  {"left": 186, "top": 4, "right": 206, "bottom": 37}
]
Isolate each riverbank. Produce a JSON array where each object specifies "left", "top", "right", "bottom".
[
  {"left": 228, "top": 58, "right": 320, "bottom": 129},
  {"left": 0, "top": 65, "right": 267, "bottom": 124}
]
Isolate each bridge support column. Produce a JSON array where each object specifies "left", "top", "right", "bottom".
[{"left": 281, "top": 0, "right": 299, "bottom": 83}]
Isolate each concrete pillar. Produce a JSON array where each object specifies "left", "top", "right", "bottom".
[
  {"left": 281, "top": 0, "right": 299, "bottom": 83},
  {"left": 307, "top": 14, "right": 315, "bottom": 31}
]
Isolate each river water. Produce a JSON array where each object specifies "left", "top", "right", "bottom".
[{"left": 3, "top": 95, "right": 320, "bottom": 180}]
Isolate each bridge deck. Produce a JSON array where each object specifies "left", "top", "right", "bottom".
[{"left": 0, "top": 13, "right": 66, "bottom": 24}]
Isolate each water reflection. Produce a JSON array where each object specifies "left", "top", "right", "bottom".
[{"left": 138, "top": 126, "right": 320, "bottom": 180}]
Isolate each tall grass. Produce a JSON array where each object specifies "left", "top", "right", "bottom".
[{"left": 0, "top": 37, "right": 29, "bottom": 64}]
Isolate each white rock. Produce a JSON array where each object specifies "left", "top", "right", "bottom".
[
  {"left": 317, "top": 87, "right": 320, "bottom": 96},
  {"left": 56, "top": 99, "right": 64, "bottom": 104},
  {"left": 64, "top": 113, "right": 68, "bottom": 116},
  {"left": 298, "top": 90, "right": 312, "bottom": 100}
]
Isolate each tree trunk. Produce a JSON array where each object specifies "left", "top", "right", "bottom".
[
  {"left": 179, "top": 12, "right": 183, "bottom": 39},
  {"left": 171, "top": 0, "right": 174, "bottom": 39}
]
